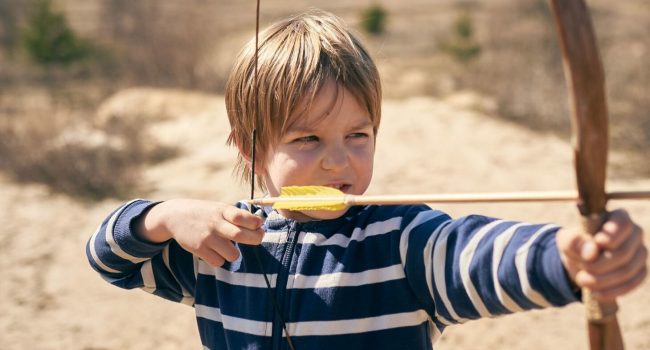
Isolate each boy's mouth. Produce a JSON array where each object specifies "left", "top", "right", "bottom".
[{"left": 326, "top": 183, "right": 351, "bottom": 193}]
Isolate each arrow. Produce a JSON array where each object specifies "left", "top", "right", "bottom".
[{"left": 248, "top": 186, "right": 650, "bottom": 211}]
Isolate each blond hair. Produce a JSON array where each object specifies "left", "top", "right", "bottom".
[{"left": 225, "top": 10, "right": 382, "bottom": 189}]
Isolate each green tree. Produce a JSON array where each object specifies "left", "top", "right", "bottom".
[
  {"left": 441, "top": 12, "right": 481, "bottom": 63},
  {"left": 361, "top": 4, "right": 388, "bottom": 35},
  {"left": 22, "top": 0, "right": 91, "bottom": 65}
]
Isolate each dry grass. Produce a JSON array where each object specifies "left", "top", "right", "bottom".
[{"left": 0, "top": 86, "right": 176, "bottom": 200}]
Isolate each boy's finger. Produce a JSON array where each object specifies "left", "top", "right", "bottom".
[
  {"left": 556, "top": 228, "right": 589, "bottom": 261},
  {"left": 577, "top": 247, "right": 647, "bottom": 290},
  {"left": 580, "top": 239, "right": 599, "bottom": 262},
  {"left": 222, "top": 206, "right": 264, "bottom": 230},
  {"left": 590, "top": 267, "right": 648, "bottom": 301},
  {"left": 594, "top": 209, "right": 634, "bottom": 250},
  {"left": 208, "top": 236, "right": 241, "bottom": 262},
  {"left": 213, "top": 219, "right": 264, "bottom": 245},
  {"left": 585, "top": 229, "right": 644, "bottom": 274},
  {"left": 198, "top": 247, "right": 226, "bottom": 267}
]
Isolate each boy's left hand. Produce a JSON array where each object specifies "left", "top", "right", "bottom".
[{"left": 557, "top": 209, "right": 648, "bottom": 301}]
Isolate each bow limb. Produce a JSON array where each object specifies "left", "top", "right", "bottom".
[{"left": 548, "top": 1, "right": 624, "bottom": 349}]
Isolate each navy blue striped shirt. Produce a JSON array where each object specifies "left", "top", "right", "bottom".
[{"left": 86, "top": 200, "right": 579, "bottom": 349}]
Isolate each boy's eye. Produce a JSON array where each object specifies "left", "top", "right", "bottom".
[
  {"left": 348, "top": 132, "right": 369, "bottom": 139},
  {"left": 292, "top": 135, "right": 319, "bottom": 143}
]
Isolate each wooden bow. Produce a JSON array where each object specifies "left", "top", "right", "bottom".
[{"left": 548, "top": 0, "right": 624, "bottom": 349}]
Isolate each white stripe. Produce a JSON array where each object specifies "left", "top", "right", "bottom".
[
  {"left": 141, "top": 260, "right": 156, "bottom": 290},
  {"left": 199, "top": 263, "right": 403, "bottom": 290},
  {"left": 423, "top": 225, "right": 454, "bottom": 326},
  {"left": 196, "top": 306, "right": 429, "bottom": 338},
  {"left": 196, "top": 304, "right": 271, "bottom": 336},
  {"left": 299, "top": 217, "right": 402, "bottom": 247},
  {"left": 459, "top": 220, "right": 505, "bottom": 317},
  {"left": 162, "top": 246, "right": 195, "bottom": 305},
  {"left": 399, "top": 211, "right": 446, "bottom": 266},
  {"left": 290, "top": 264, "right": 405, "bottom": 289},
  {"left": 515, "top": 224, "right": 558, "bottom": 308},
  {"left": 432, "top": 223, "right": 469, "bottom": 323},
  {"left": 88, "top": 223, "right": 121, "bottom": 274},
  {"left": 288, "top": 310, "right": 430, "bottom": 336},
  {"left": 491, "top": 223, "right": 528, "bottom": 312},
  {"left": 105, "top": 199, "right": 149, "bottom": 264},
  {"left": 197, "top": 262, "right": 277, "bottom": 288},
  {"left": 262, "top": 231, "right": 288, "bottom": 244}
]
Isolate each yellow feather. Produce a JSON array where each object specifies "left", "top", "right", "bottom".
[{"left": 274, "top": 186, "right": 347, "bottom": 211}]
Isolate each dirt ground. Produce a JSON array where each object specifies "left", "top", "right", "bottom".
[{"left": 0, "top": 89, "right": 648, "bottom": 349}]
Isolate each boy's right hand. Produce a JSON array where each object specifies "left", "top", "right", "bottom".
[{"left": 136, "top": 199, "right": 265, "bottom": 266}]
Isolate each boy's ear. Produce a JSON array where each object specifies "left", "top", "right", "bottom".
[{"left": 233, "top": 133, "right": 266, "bottom": 175}]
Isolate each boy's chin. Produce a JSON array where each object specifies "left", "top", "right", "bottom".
[{"left": 279, "top": 208, "right": 349, "bottom": 222}]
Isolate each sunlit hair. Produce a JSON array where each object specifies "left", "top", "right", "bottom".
[{"left": 225, "top": 9, "right": 382, "bottom": 190}]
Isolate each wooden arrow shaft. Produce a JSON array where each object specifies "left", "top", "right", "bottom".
[{"left": 250, "top": 190, "right": 650, "bottom": 206}]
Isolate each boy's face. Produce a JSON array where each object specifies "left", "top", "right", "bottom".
[{"left": 260, "top": 80, "right": 375, "bottom": 221}]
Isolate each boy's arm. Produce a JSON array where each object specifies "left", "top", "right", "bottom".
[
  {"left": 86, "top": 199, "right": 197, "bottom": 304},
  {"left": 400, "top": 209, "right": 580, "bottom": 326},
  {"left": 134, "top": 199, "right": 265, "bottom": 267},
  {"left": 86, "top": 199, "right": 266, "bottom": 304}
]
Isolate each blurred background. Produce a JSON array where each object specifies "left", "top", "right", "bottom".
[
  {"left": 1, "top": 1, "right": 649, "bottom": 349},
  {"left": 0, "top": 0, "right": 648, "bottom": 201}
]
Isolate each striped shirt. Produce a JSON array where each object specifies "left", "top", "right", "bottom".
[{"left": 86, "top": 200, "right": 579, "bottom": 349}]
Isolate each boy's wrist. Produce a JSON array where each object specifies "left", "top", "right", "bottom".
[{"left": 136, "top": 201, "right": 172, "bottom": 243}]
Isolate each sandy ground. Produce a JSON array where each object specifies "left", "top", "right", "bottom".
[{"left": 1, "top": 90, "right": 648, "bottom": 349}]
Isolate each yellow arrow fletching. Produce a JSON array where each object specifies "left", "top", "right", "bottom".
[{"left": 274, "top": 186, "right": 348, "bottom": 211}]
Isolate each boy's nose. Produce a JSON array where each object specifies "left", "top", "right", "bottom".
[{"left": 321, "top": 145, "right": 348, "bottom": 171}]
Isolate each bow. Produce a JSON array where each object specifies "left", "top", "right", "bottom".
[{"left": 549, "top": 0, "right": 623, "bottom": 349}]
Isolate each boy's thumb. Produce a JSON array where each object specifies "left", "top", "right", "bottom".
[{"left": 579, "top": 238, "right": 599, "bottom": 262}]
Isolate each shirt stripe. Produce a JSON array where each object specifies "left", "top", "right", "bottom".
[
  {"left": 423, "top": 225, "right": 454, "bottom": 326},
  {"left": 431, "top": 222, "right": 469, "bottom": 324},
  {"left": 290, "top": 264, "right": 405, "bottom": 289},
  {"left": 88, "top": 224, "right": 121, "bottom": 274},
  {"left": 491, "top": 223, "right": 527, "bottom": 312},
  {"left": 299, "top": 217, "right": 402, "bottom": 247},
  {"left": 515, "top": 224, "right": 557, "bottom": 307},
  {"left": 288, "top": 310, "right": 430, "bottom": 336},
  {"left": 198, "top": 262, "right": 278, "bottom": 288},
  {"left": 104, "top": 199, "right": 149, "bottom": 264},
  {"left": 459, "top": 220, "right": 505, "bottom": 317},
  {"left": 196, "top": 305, "right": 271, "bottom": 336}
]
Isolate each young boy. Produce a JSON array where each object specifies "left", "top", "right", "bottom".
[{"left": 86, "top": 10, "right": 647, "bottom": 350}]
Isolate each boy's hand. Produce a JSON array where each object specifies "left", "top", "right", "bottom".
[
  {"left": 137, "top": 199, "right": 265, "bottom": 267},
  {"left": 557, "top": 209, "right": 647, "bottom": 301}
]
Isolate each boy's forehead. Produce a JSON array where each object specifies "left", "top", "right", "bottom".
[{"left": 284, "top": 81, "right": 370, "bottom": 132}]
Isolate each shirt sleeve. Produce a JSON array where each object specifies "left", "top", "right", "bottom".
[
  {"left": 398, "top": 206, "right": 580, "bottom": 327},
  {"left": 85, "top": 199, "right": 197, "bottom": 306}
]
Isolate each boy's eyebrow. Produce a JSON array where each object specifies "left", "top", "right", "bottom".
[
  {"left": 350, "top": 118, "right": 373, "bottom": 130},
  {"left": 287, "top": 117, "right": 373, "bottom": 134}
]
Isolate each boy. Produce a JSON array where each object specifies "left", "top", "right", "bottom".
[{"left": 87, "top": 10, "right": 647, "bottom": 349}]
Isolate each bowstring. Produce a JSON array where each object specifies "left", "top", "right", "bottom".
[{"left": 249, "top": 1, "right": 296, "bottom": 348}]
